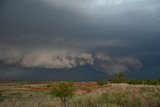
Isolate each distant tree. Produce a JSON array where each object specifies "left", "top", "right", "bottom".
[
  {"left": 50, "top": 82, "right": 75, "bottom": 107},
  {"left": 110, "top": 72, "right": 125, "bottom": 83}
]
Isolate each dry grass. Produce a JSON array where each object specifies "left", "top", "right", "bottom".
[
  {"left": 71, "top": 84, "right": 160, "bottom": 107},
  {"left": 0, "top": 82, "right": 160, "bottom": 107}
]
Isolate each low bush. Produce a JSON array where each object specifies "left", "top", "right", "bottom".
[
  {"left": 0, "top": 91, "right": 5, "bottom": 102},
  {"left": 50, "top": 82, "right": 75, "bottom": 107},
  {"left": 127, "top": 79, "right": 160, "bottom": 85}
]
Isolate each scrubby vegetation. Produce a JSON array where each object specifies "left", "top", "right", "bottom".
[
  {"left": 110, "top": 72, "right": 125, "bottom": 83},
  {"left": 0, "top": 81, "right": 160, "bottom": 107},
  {"left": 0, "top": 91, "right": 5, "bottom": 102},
  {"left": 109, "top": 72, "right": 160, "bottom": 85},
  {"left": 72, "top": 85, "right": 160, "bottom": 107},
  {"left": 50, "top": 82, "right": 75, "bottom": 107},
  {"left": 126, "top": 79, "right": 160, "bottom": 85}
]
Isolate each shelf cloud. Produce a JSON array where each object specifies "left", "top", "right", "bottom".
[
  {"left": 0, "top": 0, "right": 160, "bottom": 79},
  {"left": 0, "top": 45, "right": 142, "bottom": 75}
]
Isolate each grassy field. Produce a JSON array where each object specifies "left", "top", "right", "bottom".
[{"left": 0, "top": 82, "right": 160, "bottom": 107}]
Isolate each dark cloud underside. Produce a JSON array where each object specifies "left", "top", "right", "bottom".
[{"left": 0, "top": 0, "right": 160, "bottom": 80}]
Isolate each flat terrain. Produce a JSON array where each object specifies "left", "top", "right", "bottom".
[{"left": 0, "top": 82, "right": 160, "bottom": 107}]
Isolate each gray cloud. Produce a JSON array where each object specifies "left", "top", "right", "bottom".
[
  {"left": 21, "top": 52, "right": 94, "bottom": 69},
  {"left": 0, "top": 0, "right": 159, "bottom": 79},
  {"left": 100, "top": 64, "right": 128, "bottom": 75},
  {"left": 0, "top": 47, "right": 94, "bottom": 69},
  {"left": 0, "top": 0, "right": 160, "bottom": 38},
  {"left": 95, "top": 53, "right": 143, "bottom": 75},
  {"left": 0, "top": 47, "right": 142, "bottom": 75},
  {"left": 0, "top": 35, "right": 129, "bottom": 70}
]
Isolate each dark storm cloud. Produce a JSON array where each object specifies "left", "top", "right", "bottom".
[
  {"left": 0, "top": 0, "right": 160, "bottom": 38},
  {"left": 0, "top": 0, "right": 160, "bottom": 76}
]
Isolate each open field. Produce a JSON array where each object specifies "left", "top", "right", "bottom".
[{"left": 0, "top": 82, "right": 160, "bottom": 107}]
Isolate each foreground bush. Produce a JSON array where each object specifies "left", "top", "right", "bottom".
[
  {"left": 0, "top": 91, "right": 5, "bottom": 102},
  {"left": 50, "top": 82, "right": 75, "bottom": 107}
]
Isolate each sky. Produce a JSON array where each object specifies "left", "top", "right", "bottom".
[{"left": 0, "top": 0, "right": 160, "bottom": 81}]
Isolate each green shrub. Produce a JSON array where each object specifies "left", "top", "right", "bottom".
[
  {"left": 0, "top": 91, "right": 5, "bottom": 102},
  {"left": 127, "top": 79, "right": 160, "bottom": 85},
  {"left": 50, "top": 82, "right": 75, "bottom": 107},
  {"left": 110, "top": 72, "right": 125, "bottom": 83}
]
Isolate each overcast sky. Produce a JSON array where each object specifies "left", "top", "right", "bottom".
[{"left": 0, "top": 0, "right": 160, "bottom": 81}]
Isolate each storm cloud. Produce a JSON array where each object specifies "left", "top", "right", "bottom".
[
  {"left": 95, "top": 54, "right": 142, "bottom": 75},
  {"left": 1, "top": 0, "right": 160, "bottom": 37},
  {"left": 0, "top": 0, "right": 160, "bottom": 80},
  {"left": 0, "top": 46, "right": 142, "bottom": 75}
]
